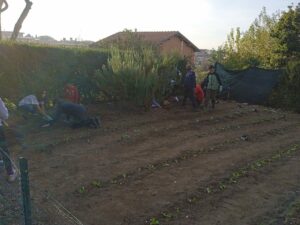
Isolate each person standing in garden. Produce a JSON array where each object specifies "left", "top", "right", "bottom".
[
  {"left": 0, "top": 97, "right": 17, "bottom": 182},
  {"left": 182, "top": 65, "right": 197, "bottom": 110},
  {"left": 204, "top": 65, "right": 222, "bottom": 110}
]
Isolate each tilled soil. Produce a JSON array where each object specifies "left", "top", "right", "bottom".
[{"left": 1, "top": 101, "right": 300, "bottom": 225}]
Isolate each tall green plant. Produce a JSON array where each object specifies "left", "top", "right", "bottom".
[
  {"left": 94, "top": 47, "right": 159, "bottom": 107},
  {"left": 94, "top": 47, "right": 184, "bottom": 108}
]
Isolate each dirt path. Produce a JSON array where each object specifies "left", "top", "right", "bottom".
[
  {"left": 0, "top": 174, "right": 22, "bottom": 225},
  {"left": 3, "top": 101, "right": 300, "bottom": 225}
]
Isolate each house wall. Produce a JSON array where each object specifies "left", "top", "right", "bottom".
[
  {"left": 2, "top": 31, "right": 24, "bottom": 39},
  {"left": 159, "top": 36, "right": 195, "bottom": 62}
]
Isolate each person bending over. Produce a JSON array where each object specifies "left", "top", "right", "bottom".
[
  {"left": 18, "top": 93, "right": 52, "bottom": 120},
  {"left": 49, "top": 100, "right": 100, "bottom": 129}
]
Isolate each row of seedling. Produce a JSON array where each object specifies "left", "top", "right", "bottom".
[{"left": 150, "top": 144, "right": 299, "bottom": 224}]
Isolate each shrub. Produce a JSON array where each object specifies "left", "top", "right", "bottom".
[{"left": 94, "top": 47, "right": 185, "bottom": 108}]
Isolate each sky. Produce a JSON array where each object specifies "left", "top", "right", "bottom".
[{"left": 1, "top": 0, "right": 297, "bottom": 49}]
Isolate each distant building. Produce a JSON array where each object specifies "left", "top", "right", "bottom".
[
  {"left": 38, "top": 35, "right": 57, "bottom": 43},
  {"left": 194, "top": 50, "right": 211, "bottom": 66},
  {"left": 92, "top": 31, "right": 200, "bottom": 62},
  {"left": 1, "top": 31, "right": 24, "bottom": 39},
  {"left": 58, "top": 37, "right": 94, "bottom": 47},
  {"left": 1, "top": 31, "right": 93, "bottom": 47}
]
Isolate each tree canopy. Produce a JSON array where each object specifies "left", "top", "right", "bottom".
[
  {"left": 212, "top": 5, "right": 300, "bottom": 70},
  {"left": 271, "top": 3, "right": 300, "bottom": 64}
]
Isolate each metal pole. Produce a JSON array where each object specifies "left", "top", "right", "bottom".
[{"left": 19, "top": 157, "right": 32, "bottom": 225}]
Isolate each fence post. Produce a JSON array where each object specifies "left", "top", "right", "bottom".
[{"left": 19, "top": 157, "right": 32, "bottom": 225}]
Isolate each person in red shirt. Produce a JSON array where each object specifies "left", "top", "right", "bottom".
[
  {"left": 195, "top": 84, "right": 204, "bottom": 106},
  {"left": 64, "top": 84, "right": 80, "bottom": 104}
]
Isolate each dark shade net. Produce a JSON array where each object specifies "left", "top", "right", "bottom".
[{"left": 215, "top": 63, "right": 282, "bottom": 105}]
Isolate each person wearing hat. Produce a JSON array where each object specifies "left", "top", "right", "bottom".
[
  {"left": 204, "top": 65, "right": 222, "bottom": 110},
  {"left": 182, "top": 64, "right": 197, "bottom": 110}
]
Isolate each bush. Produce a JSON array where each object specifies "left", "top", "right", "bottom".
[
  {"left": 94, "top": 47, "right": 185, "bottom": 108},
  {"left": 0, "top": 41, "right": 186, "bottom": 108}
]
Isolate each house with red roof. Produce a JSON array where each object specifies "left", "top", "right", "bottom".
[{"left": 92, "top": 31, "right": 200, "bottom": 63}]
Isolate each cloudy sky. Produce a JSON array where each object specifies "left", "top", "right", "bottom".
[{"left": 1, "top": 0, "right": 296, "bottom": 49}]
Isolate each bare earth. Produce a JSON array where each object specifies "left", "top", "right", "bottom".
[{"left": 1, "top": 101, "right": 300, "bottom": 225}]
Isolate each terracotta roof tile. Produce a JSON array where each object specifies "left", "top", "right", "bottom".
[{"left": 96, "top": 31, "right": 199, "bottom": 51}]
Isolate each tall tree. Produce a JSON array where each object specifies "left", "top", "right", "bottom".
[
  {"left": 215, "top": 7, "right": 281, "bottom": 69},
  {"left": 0, "top": 0, "right": 8, "bottom": 40},
  {"left": 10, "top": 0, "right": 32, "bottom": 40},
  {"left": 271, "top": 3, "right": 300, "bottom": 64},
  {"left": 269, "top": 4, "right": 300, "bottom": 112}
]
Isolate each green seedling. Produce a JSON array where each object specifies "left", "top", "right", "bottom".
[
  {"left": 206, "top": 187, "right": 212, "bottom": 194},
  {"left": 187, "top": 197, "right": 197, "bottom": 203},
  {"left": 219, "top": 183, "right": 226, "bottom": 190},
  {"left": 150, "top": 217, "right": 160, "bottom": 225},
  {"left": 91, "top": 180, "right": 102, "bottom": 188},
  {"left": 161, "top": 212, "right": 173, "bottom": 219},
  {"left": 232, "top": 172, "right": 241, "bottom": 178},
  {"left": 229, "top": 177, "right": 237, "bottom": 184},
  {"left": 121, "top": 134, "right": 131, "bottom": 141},
  {"left": 147, "top": 164, "right": 155, "bottom": 169},
  {"left": 63, "top": 136, "right": 72, "bottom": 143},
  {"left": 78, "top": 186, "right": 86, "bottom": 194},
  {"left": 133, "top": 129, "right": 140, "bottom": 133},
  {"left": 111, "top": 179, "right": 118, "bottom": 184}
]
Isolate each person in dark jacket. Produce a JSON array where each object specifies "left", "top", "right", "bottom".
[
  {"left": 47, "top": 100, "right": 100, "bottom": 129},
  {"left": 182, "top": 65, "right": 196, "bottom": 109}
]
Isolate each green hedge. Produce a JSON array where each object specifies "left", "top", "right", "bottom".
[{"left": 0, "top": 42, "right": 108, "bottom": 102}]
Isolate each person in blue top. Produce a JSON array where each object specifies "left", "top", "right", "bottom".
[{"left": 182, "top": 64, "right": 196, "bottom": 109}]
